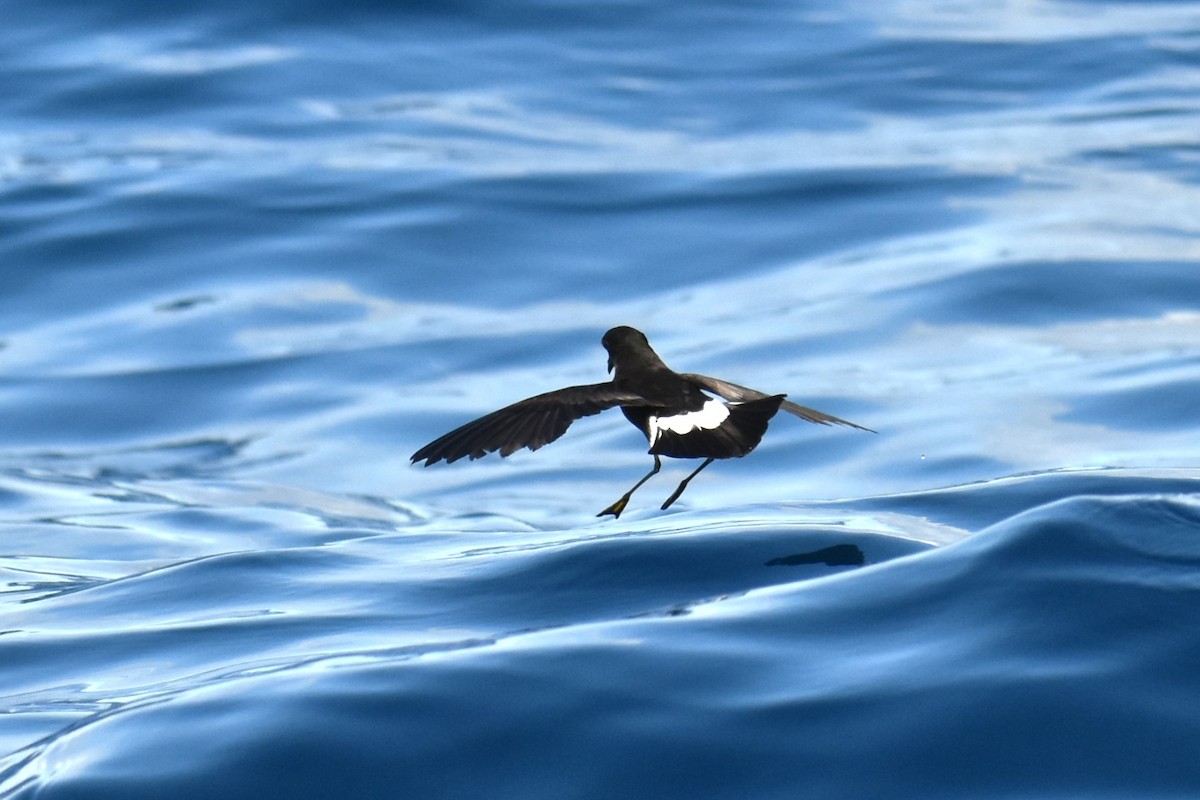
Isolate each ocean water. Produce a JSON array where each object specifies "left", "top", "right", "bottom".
[{"left": 3, "top": 1, "right": 1200, "bottom": 797}]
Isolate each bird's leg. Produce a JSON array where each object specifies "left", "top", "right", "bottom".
[
  {"left": 660, "top": 457, "right": 715, "bottom": 510},
  {"left": 597, "top": 455, "right": 661, "bottom": 518}
]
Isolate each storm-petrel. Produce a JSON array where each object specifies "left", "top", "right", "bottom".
[{"left": 411, "top": 326, "right": 872, "bottom": 517}]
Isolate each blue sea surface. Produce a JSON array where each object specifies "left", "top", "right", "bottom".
[{"left": 4, "top": 1, "right": 1200, "bottom": 797}]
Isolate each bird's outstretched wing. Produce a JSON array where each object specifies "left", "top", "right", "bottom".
[
  {"left": 412, "top": 383, "right": 647, "bottom": 465},
  {"left": 680, "top": 373, "right": 875, "bottom": 433}
]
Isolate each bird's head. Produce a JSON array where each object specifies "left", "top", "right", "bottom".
[{"left": 601, "top": 326, "right": 658, "bottom": 374}]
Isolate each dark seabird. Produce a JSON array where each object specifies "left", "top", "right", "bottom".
[{"left": 411, "top": 326, "right": 872, "bottom": 517}]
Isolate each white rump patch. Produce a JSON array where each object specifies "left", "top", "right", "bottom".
[{"left": 649, "top": 399, "right": 730, "bottom": 443}]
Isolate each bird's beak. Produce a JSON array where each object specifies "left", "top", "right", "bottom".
[{"left": 607, "top": 355, "right": 615, "bottom": 374}]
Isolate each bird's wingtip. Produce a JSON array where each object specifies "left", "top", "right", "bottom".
[{"left": 410, "top": 450, "right": 441, "bottom": 466}]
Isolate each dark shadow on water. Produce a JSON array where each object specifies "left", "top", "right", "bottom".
[
  {"left": 154, "top": 295, "right": 218, "bottom": 313},
  {"left": 765, "top": 543, "right": 865, "bottom": 567}
]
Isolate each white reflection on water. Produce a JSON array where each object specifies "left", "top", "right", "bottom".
[{"left": 876, "top": 0, "right": 1200, "bottom": 42}]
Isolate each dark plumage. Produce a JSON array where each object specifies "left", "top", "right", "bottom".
[{"left": 412, "top": 326, "right": 872, "bottom": 517}]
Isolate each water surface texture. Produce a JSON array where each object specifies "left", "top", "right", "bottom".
[{"left": 3, "top": 1, "right": 1200, "bottom": 797}]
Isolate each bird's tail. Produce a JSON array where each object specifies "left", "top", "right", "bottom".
[{"left": 650, "top": 395, "right": 785, "bottom": 459}]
